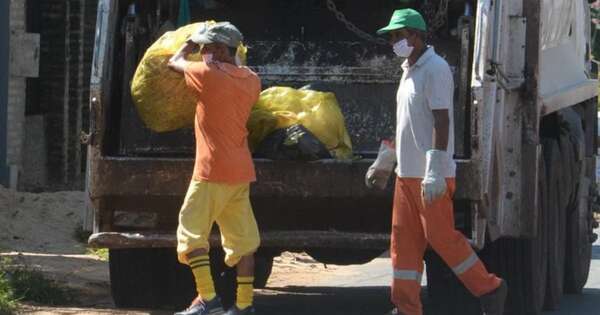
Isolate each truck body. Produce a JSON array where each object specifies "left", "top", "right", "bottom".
[{"left": 86, "top": 0, "right": 598, "bottom": 313}]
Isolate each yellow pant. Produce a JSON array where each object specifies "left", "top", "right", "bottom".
[{"left": 177, "top": 180, "right": 260, "bottom": 267}]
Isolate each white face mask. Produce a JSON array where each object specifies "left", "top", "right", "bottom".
[
  {"left": 202, "top": 53, "right": 213, "bottom": 63},
  {"left": 393, "top": 39, "right": 414, "bottom": 58}
]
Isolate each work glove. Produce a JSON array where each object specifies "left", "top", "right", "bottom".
[
  {"left": 365, "top": 140, "right": 396, "bottom": 190},
  {"left": 421, "top": 149, "right": 448, "bottom": 205}
]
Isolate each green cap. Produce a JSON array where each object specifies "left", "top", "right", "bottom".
[{"left": 377, "top": 9, "right": 427, "bottom": 35}]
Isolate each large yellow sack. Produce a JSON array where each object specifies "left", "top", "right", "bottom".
[
  {"left": 248, "top": 87, "right": 353, "bottom": 160},
  {"left": 130, "top": 21, "right": 247, "bottom": 132}
]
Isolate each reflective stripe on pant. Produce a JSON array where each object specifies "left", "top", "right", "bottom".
[{"left": 391, "top": 178, "right": 501, "bottom": 315}]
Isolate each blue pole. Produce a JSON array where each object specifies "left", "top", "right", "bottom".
[{"left": 0, "top": 0, "right": 9, "bottom": 186}]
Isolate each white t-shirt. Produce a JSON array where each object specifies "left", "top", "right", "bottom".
[{"left": 395, "top": 47, "right": 456, "bottom": 178}]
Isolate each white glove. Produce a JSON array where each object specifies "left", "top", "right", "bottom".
[
  {"left": 421, "top": 150, "right": 448, "bottom": 205},
  {"left": 365, "top": 140, "right": 396, "bottom": 190}
]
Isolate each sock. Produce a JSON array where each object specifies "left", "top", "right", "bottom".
[
  {"left": 236, "top": 276, "right": 254, "bottom": 310},
  {"left": 189, "top": 255, "right": 216, "bottom": 301}
]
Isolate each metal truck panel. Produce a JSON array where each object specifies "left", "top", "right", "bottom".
[
  {"left": 88, "top": 231, "right": 390, "bottom": 250},
  {"left": 538, "top": 0, "right": 597, "bottom": 115}
]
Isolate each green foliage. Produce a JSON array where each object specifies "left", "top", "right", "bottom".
[{"left": 0, "top": 257, "right": 74, "bottom": 308}]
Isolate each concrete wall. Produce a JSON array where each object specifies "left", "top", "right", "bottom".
[{"left": 7, "top": 0, "right": 28, "bottom": 189}]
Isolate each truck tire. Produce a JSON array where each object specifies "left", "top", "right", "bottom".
[
  {"left": 562, "top": 129, "right": 592, "bottom": 294},
  {"left": 556, "top": 108, "right": 593, "bottom": 294},
  {"left": 424, "top": 251, "right": 482, "bottom": 315},
  {"left": 564, "top": 170, "right": 592, "bottom": 294},
  {"left": 254, "top": 253, "right": 274, "bottom": 289},
  {"left": 479, "top": 151, "right": 549, "bottom": 315},
  {"left": 108, "top": 247, "right": 239, "bottom": 310},
  {"left": 542, "top": 139, "right": 566, "bottom": 310},
  {"left": 109, "top": 248, "right": 195, "bottom": 309}
]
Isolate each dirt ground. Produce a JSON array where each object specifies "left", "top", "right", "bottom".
[
  {"left": 1, "top": 187, "right": 385, "bottom": 315},
  {"left": 4, "top": 187, "right": 600, "bottom": 315}
]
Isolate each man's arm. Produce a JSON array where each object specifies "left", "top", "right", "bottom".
[
  {"left": 432, "top": 109, "right": 449, "bottom": 151},
  {"left": 167, "top": 41, "right": 197, "bottom": 73}
]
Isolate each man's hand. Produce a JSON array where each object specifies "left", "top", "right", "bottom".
[
  {"left": 365, "top": 140, "right": 396, "bottom": 190},
  {"left": 421, "top": 150, "right": 448, "bottom": 206},
  {"left": 366, "top": 167, "right": 393, "bottom": 190},
  {"left": 168, "top": 40, "right": 197, "bottom": 73}
]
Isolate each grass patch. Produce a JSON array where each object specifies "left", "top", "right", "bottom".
[
  {"left": 0, "top": 267, "right": 17, "bottom": 315},
  {"left": 0, "top": 257, "right": 74, "bottom": 308},
  {"left": 86, "top": 248, "right": 109, "bottom": 261},
  {"left": 74, "top": 225, "right": 108, "bottom": 261}
]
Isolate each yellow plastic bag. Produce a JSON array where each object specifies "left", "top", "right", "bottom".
[
  {"left": 130, "top": 21, "right": 247, "bottom": 132},
  {"left": 248, "top": 87, "right": 353, "bottom": 159}
]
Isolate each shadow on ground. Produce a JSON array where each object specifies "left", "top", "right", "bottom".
[
  {"left": 255, "top": 285, "right": 467, "bottom": 315},
  {"left": 544, "top": 288, "right": 600, "bottom": 315},
  {"left": 255, "top": 286, "right": 393, "bottom": 315}
]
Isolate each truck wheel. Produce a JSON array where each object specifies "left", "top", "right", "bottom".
[
  {"left": 108, "top": 248, "right": 238, "bottom": 310},
  {"left": 254, "top": 253, "right": 274, "bottom": 288},
  {"left": 479, "top": 150, "right": 549, "bottom": 315},
  {"left": 563, "top": 142, "right": 592, "bottom": 294},
  {"left": 424, "top": 251, "right": 481, "bottom": 315},
  {"left": 564, "top": 171, "right": 592, "bottom": 294},
  {"left": 109, "top": 248, "right": 195, "bottom": 309},
  {"left": 543, "top": 139, "right": 567, "bottom": 310}
]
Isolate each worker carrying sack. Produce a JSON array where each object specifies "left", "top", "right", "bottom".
[
  {"left": 130, "top": 21, "right": 248, "bottom": 132},
  {"left": 247, "top": 87, "right": 353, "bottom": 160}
]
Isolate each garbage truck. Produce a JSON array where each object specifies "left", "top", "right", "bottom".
[{"left": 86, "top": 0, "right": 599, "bottom": 314}]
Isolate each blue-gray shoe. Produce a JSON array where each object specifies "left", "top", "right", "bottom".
[
  {"left": 174, "top": 298, "right": 225, "bottom": 315},
  {"left": 224, "top": 305, "right": 256, "bottom": 315}
]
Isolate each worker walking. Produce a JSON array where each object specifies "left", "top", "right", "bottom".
[
  {"left": 366, "top": 9, "right": 508, "bottom": 315},
  {"left": 168, "top": 22, "right": 261, "bottom": 315}
]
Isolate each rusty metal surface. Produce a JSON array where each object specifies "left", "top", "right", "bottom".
[
  {"left": 90, "top": 157, "right": 392, "bottom": 198},
  {"left": 454, "top": 160, "right": 482, "bottom": 202},
  {"left": 88, "top": 231, "right": 391, "bottom": 250},
  {"left": 88, "top": 156, "right": 394, "bottom": 235},
  {"left": 518, "top": 0, "right": 542, "bottom": 239}
]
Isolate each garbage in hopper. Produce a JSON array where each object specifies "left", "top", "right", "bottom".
[
  {"left": 130, "top": 21, "right": 247, "bottom": 132},
  {"left": 248, "top": 87, "right": 353, "bottom": 160},
  {"left": 254, "top": 124, "right": 332, "bottom": 161}
]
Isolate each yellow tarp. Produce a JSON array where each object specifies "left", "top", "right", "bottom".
[
  {"left": 130, "top": 21, "right": 247, "bottom": 132},
  {"left": 248, "top": 87, "right": 353, "bottom": 160}
]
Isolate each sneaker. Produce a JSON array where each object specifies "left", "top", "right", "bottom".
[
  {"left": 224, "top": 305, "right": 256, "bottom": 315},
  {"left": 480, "top": 279, "right": 508, "bottom": 315},
  {"left": 174, "top": 298, "right": 225, "bottom": 315}
]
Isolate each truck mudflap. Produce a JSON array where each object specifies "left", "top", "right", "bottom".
[{"left": 88, "top": 231, "right": 390, "bottom": 250}]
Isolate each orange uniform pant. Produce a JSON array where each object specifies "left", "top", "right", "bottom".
[{"left": 391, "top": 178, "right": 501, "bottom": 315}]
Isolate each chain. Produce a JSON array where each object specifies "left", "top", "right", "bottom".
[
  {"left": 325, "top": 0, "right": 449, "bottom": 44},
  {"left": 421, "top": 0, "right": 449, "bottom": 33},
  {"left": 326, "top": 0, "right": 388, "bottom": 45}
]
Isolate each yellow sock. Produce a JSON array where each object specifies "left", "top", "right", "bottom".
[
  {"left": 236, "top": 276, "right": 254, "bottom": 310},
  {"left": 189, "top": 255, "right": 216, "bottom": 301}
]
